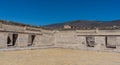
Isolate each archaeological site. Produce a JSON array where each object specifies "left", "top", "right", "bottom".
[{"left": 0, "top": 20, "right": 120, "bottom": 52}]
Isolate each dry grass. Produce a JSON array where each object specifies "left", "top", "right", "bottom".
[{"left": 0, "top": 48, "right": 120, "bottom": 65}]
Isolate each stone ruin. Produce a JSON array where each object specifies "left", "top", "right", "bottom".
[{"left": 0, "top": 20, "right": 120, "bottom": 52}]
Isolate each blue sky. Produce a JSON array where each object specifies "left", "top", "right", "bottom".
[{"left": 0, "top": 0, "right": 120, "bottom": 25}]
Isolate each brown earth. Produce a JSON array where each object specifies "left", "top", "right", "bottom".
[{"left": 0, "top": 48, "right": 120, "bottom": 65}]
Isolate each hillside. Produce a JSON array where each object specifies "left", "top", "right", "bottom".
[
  {"left": 1, "top": 19, "right": 120, "bottom": 30},
  {"left": 45, "top": 20, "right": 120, "bottom": 30}
]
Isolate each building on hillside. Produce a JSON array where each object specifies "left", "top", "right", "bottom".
[{"left": 64, "top": 24, "right": 75, "bottom": 29}]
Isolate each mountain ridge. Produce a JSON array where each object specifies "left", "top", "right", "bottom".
[{"left": 45, "top": 20, "right": 120, "bottom": 30}]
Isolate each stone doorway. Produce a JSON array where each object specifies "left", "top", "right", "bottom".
[
  {"left": 7, "top": 33, "right": 18, "bottom": 47},
  {"left": 86, "top": 36, "right": 95, "bottom": 47},
  {"left": 28, "top": 34, "right": 36, "bottom": 46},
  {"left": 105, "top": 36, "right": 116, "bottom": 48}
]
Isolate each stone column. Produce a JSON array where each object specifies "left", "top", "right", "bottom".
[
  {"left": 116, "top": 37, "right": 120, "bottom": 52},
  {"left": 0, "top": 33, "right": 8, "bottom": 48},
  {"left": 77, "top": 36, "right": 88, "bottom": 50},
  {"left": 94, "top": 36, "right": 106, "bottom": 51},
  {"left": 33, "top": 35, "right": 41, "bottom": 47},
  {"left": 16, "top": 34, "right": 28, "bottom": 47}
]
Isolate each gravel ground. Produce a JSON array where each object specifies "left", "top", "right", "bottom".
[{"left": 0, "top": 48, "right": 120, "bottom": 65}]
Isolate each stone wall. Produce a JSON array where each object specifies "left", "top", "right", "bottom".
[
  {"left": 34, "top": 34, "right": 55, "bottom": 46},
  {"left": 0, "top": 23, "right": 55, "bottom": 48},
  {"left": 2, "top": 24, "right": 25, "bottom": 32},
  {"left": 55, "top": 31, "right": 79, "bottom": 48},
  {"left": 1, "top": 22, "right": 120, "bottom": 52},
  {"left": 54, "top": 30, "right": 120, "bottom": 52}
]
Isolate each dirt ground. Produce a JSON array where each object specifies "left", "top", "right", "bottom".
[{"left": 0, "top": 48, "right": 120, "bottom": 65}]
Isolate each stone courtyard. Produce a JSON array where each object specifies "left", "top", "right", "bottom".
[{"left": 0, "top": 20, "right": 119, "bottom": 65}]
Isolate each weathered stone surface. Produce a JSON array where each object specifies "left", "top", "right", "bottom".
[
  {"left": 77, "top": 36, "right": 87, "bottom": 49},
  {"left": 34, "top": 34, "right": 55, "bottom": 46},
  {"left": 94, "top": 36, "right": 106, "bottom": 51},
  {"left": 0, "top": 33, "right": 7, "bottom": 48},
  {"left": 16, "top": 34, "right": 28, "bottom": 47},
  {"left": 55, "top": 31, "right": 78, "bottom": 48},
  {"left": 0, "top": 21, "right": 120, "bottom": 52}
]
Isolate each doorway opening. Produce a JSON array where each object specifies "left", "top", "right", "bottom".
[
  {"left": 105, "top": 36, "right": 116, "bottom": 48},
  {"left": 28, "top": 34, "right": 36, "bottom": 46},
  {"left": 7, "top": 34, "right": 18, "bottom": 47},
  {"left": 86, "top": 36, "right": 95, "bottom": 47}
]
